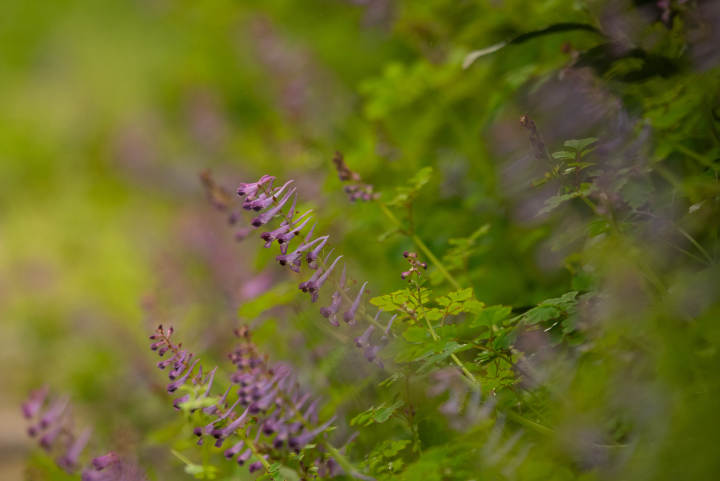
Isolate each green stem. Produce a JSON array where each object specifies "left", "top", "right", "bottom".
[
  {"left": 325, "top": 444, "right": 375, "bottom": 481},
  {"left": 379, "top": 203, "right": 461, "bottom": 290},
  {"left": 676, "top": 225, "right": 714, "bottom": 264},
  {"left": 505, "top": 411, "right": 554, "bottom": 436}
]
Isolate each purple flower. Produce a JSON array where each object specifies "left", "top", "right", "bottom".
[
  {"left": 288, "top": 417, "right": 336, "bottom": 452},
  {"left": 354, "top": 325, "right": 375, "bottom": 348},
  {"left": 173, "top": 394, "right": 190, "bottom": 410},
  {"left": 276, "top": 235, "right": 327, "bottom": 272},
  {"left": 224, "top": 440, "right": 245, "bottom": 459},
  {"left": 22, "top": 386, "right": 48, "bottom": 419},
  {"left": 215, "top": 406, "right": 250, "bottom": 439},
  {"left": 320, "top": 291, "right": 343, "bottom": 326},
  {"left": 82, "top": 455, "right": 146, "bottom": 481},
  {"left": 248, "top": 459, "right": 265, "bottom": 473},
  {"left": 276, "top": 211, "right": 313, "bottom": 244},
  {"left": 39, "top": 396, "right": 69, "bottom": 429},
  {"left": 237, "top": 175, "right": 275, "bottom": 200},
  {"left": 244, "top": 179, "right": 294, "bottom": 211},
  {"left": 343, "top": 282, "right": 368, "bottom": 325},
  {"left": 236, "top": 448, "right": 252, "bottom": 465},
  {"left": 251, "top": 188, "right": 296, "bottom": 227},
  {"left": 57, "top": 427, "right": 92, "bottom": 472},
  {"left": 305, "top": 235, "right": 330, "bottom": 267},
  {"left": 167, "top": 359, "right": 199, "bottom": 393},
  {"left": 364, "top": 344, "right": 381, "bottom": 363},
  {"left": 39, "top": 422, "right": 63, "bottom": 450}
]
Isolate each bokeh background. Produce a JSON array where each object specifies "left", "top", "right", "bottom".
[{"left": 2, "top": 1, "right": 720, "bottom": 480}]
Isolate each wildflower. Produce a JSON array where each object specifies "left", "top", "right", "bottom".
[
  {"left": 248, "top": 458, "right": 266, "bottom": 473},
  {"left": 401, "top": 251, "right": 427, "bottom": 280},
  {"left": 243, "top": 179, "right": 294, "bottom": 211},
  {"left": 39, "top": 396, "right": 69, "bottom": 429},
  {"left": 82, "top": 454, "right": 147, "bottom": 481},
  {"left": 276, "top": 235, "right": 326, "bottom": 272},
  {"left": 301, "top": 254, "right": 342, "bottom": 302},
  {"left": 167, "top": 359, "right": 200, "bottom": 393},
  {"left": 277, "top": 211, "right": 313, "bottom": 244},
  {"left": 236, "top": 448, "right": 253, "bottom": 465},
  {"left": 364, "top": 344, "right": 381, "bottom": 363},
  {"left": 305, "top": 235, "right": 330, "bottom": 267},
  {"left": 91, "top": 452, "right": 120, "bottom": 470},
  {"left": 288, "top": 417, "right": 336, "bottom": 452},
  {"left": 320, "top": 291, "right": 343, "bottom": 326},
  {"left": 22, "top": 386, "right": 48, "bottom": 420},
  {"left": 354, "top": 325, "right": 375, "bottom": 348},
  {"left": 332, "top": 152, "right": 379, "bottom": 202},
  {"left": 251, "top": 188, "right": 296, "bottom": 227},
  {"left": 224, "top": 440, "right": 245, "bottom": 459},
  {"left": 236, "top": 174, "right": 275, "bottom": 200},
  {"left": 343, "top": 281, "right": 368, "bottom": 324},
  {"left": 57, "top": 428, "right": 92, "bottom": 472}
]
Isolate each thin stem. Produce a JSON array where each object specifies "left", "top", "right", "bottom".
[
  {"left": 504, "top": 411, "right": 554, "bottom": 436},
  {"left": 325, "top": 443, "right": 376, "bottom": 481},
  {"left": 379, "top": 203, "right": 461, "bottom": 290},
  {"left": 676, "top": 225, "right": 714, "bottom": 264},
  {"left": 242, "top": 433, "right": 272, "bottom": 470}
]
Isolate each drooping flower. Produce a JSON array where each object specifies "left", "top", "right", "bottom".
[
  {"left": 343, "top": 281, "right": 368, "bottom": 325},
  {"left": 151, "top": 325, "right": 339, "bottom": 475},
  {"left": 22, "top": 386, "right": 48, "bottom": 420},
  {"left": 57, "top": 427, "right": 92, "bottom": 472},
  {"left": 204, "top": 173, "right": 396, "bottom": 366},
  {"left": 21, "top": 390, "right": 144, "bottom": 479},
  {"left": 236, "top": 174, "right": 275, "bottom": 200},
  {"left": 251, "top": 188, "right": 296, "bottom": 227}
]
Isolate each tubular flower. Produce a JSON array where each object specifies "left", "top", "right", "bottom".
[
  {"left": 205, "top": 173, "right": 396, "bottom": 366},
  {"left": 22, "top": 386, "right": 48, "bottom": 419},
  {"left": 343, "top": 281, "right": 368, "bottom": 325},
  {"left": 236, "top": 174, "right": 275, "bottom": 200},
  {"left": 21, "top": 390, "right": 144, "bottom": 479},
  {"left": 82, "top": 453, "right": 146, "bottom": 481},
  {"left": 57, "top": 427, "right": 92, "bottom": 472},
  {"left": 354, "top": 325, "right": 375, "bottom": 348},
  {"left": 251, "top": 188, "right": 296, "bottom": 227},
  {"left": 151, "top": 326, "right": 339, "bottom": 475}
]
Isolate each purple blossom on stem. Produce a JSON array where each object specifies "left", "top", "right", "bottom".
[
  {"left": 251, "top": 189, "right": 296, "bottom": 227},
  {"left": 236, "top": 174, "right": 275, "bottom": 200},
  {"left": 57, "top": 427, "right": 92, "bottom": 472},
  {"left": 288, "top": 416, "right": 336, "bottom": 452},
  {"left": 91, "top": 452, "right": 119, "bottom": 470},
  {"left": 343, "top": 281, "right": 368, "bottom": 325},
  {"left": 354, "top": 325, "right": 375, "bottom": 348},
  {"left": 22, "top": 386, "right": 48, "bottom": 419}
]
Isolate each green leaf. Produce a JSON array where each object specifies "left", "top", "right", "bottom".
[
  {"left": 563, "top": 137, "right": 598, "bottom": 152},
  {"left": 552, "top": 150, "right": 576, "bottom": 160},
  {"left": 350, "top": 400, "right": 404, "bottom": 427},
  {"left": 403, "top": 326, "right": 429, "bottom": 343},
  {"left": 471, "top": 305, "right": 512, "bottom": 327},
  {"left": 387, "top": 167, "right": 433, "bottom": 206}
]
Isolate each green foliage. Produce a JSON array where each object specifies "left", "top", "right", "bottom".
[
  {"left": 7, "top": 0, "right": 720, "bottom": 480},
  {"left": 350, "top": 400, "right": 405, "bottom": 427}
]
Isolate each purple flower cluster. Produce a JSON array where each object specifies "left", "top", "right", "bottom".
[
  {"left": 22, "top": 387, "right": 90, "bottom": 472},
  {"left": 82, "top": 452, "right": 146, "bottom": 481},
  {"left": 150, "top": 324, "right": 340, "bottom": 474},
  {"left": 22, "top": 389, "right": 145, "bottom": 480},
  {"left": 230, "top": 173, "right": 399, "bottom": 365},
  {"left": 332, "top": 152, "right": 378, "bottom": 202},
  {"left": 400, "top": 251, "right": 427, "bottom": 280}
]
